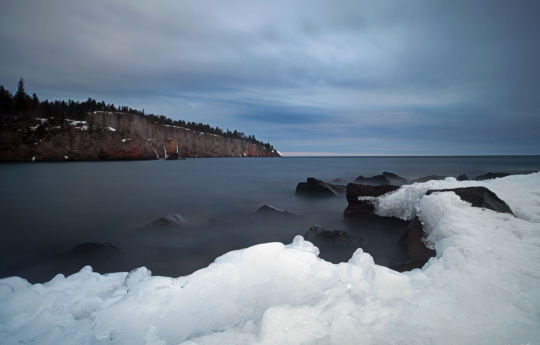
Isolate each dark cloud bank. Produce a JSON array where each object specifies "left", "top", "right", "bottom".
[{"left": 1, "top": 0, "right": 539, "bottom": 155}]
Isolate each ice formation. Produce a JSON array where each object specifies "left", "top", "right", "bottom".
[{"left": 1, "top": 174, "right": 539, "bottom": 345}]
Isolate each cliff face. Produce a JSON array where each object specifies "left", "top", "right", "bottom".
[{"left": 0, "top": 112, "right": 280, "bottom": 162}]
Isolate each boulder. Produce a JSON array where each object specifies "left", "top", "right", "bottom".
[
  {"left": 304, "top": 226, "right": 361, "bottom": 245},
  {"left": 70, "top": 242, "right": 121, "bottom": 258},
  {"left": 391, "top": 217, "right": 436, "bottom": 272},
  {"left": 304, "top": 226, "right": 364, "bottom": 263},
  {"left": 355, "top": 171, "right": 408, "bottom": 186},
  {"left": 295, "top": 177, "right": 345, "bottom": 198},
  {"left": 426, "top": 186, "right": 513, "bottom": 214},
  {"left": 344, "top": 183, "right": 400, "bottom": 217},
  {"left": 456, "top": 174, "right": 469, "bottom": 181},
  {"left": 255, "top": 205, "right": 297, "bottom": 217},
  {"left": 473, "top": 172, "right": 509, "bottom": 181},
  {"left": 412, "top": 175, "right": 446, "bottom": 183},
  {"left": 144, "top": 213, "right": 187, "bottom": 228}
]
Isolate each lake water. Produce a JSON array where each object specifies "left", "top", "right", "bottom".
[{"left": 1, "top": 156, "right": 539, "bottom": 282}]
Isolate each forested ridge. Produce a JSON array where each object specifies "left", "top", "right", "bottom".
[{"left": 0, "top": 79, "right": 275, "bottom": 151}]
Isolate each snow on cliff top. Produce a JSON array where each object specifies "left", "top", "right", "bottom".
[{"left": 1, "top": 174, "right": 540, "bottom": 345}]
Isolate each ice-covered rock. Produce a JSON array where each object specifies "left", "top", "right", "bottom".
[
  {"left": 344, "top": 183, "right": 400, "bottom": 217},
  {"left": 426, "top": 186, "right": 513, "bottom": 214}
]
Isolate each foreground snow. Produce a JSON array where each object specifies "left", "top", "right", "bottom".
[{"left": 1, "top": 174, "right": 540, "bottom": 345}]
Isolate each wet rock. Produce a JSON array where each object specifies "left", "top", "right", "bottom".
[
  {"left": 304, "top": 226, "right": 360, "bottom": 245},
  {"left": 344, "top": 183, "right": 400, "bottom": 217},
  {"left": 412, "top": 175, "right": 446, "bottom": 183},
  {"left": 355, "top": 171, "right": 408, "bottom": 186},
  {"left": 426, "top": 186, "right": 513, "bottom": 214},
  {"left": 70, "top": 242, "right": 122, "bottom": 258},
  {"left": 473, "top": 172, "right": 510, "bottom": 180},
  {"left": 295, "top": 177, "right": 345, "bottom": 198},
  {"left": 145, "top": 213, "right": 187, "bottom": 228},
  {"left": 255, "top": 205, "right": 297, "bottom": 217},
  {"left": 391, "top": 217, "right": 436, "bottom": 272},
  {"left": 304, "top": 226, "right": 364, "bottom": 263},
  {"left": 456, "top": 174, "right": 469, "bottom": 181}
]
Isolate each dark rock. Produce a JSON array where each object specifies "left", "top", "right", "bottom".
[
  {"left": 344, "top": 183, "right": 400, "bottom": 217},
  {"left": 381, "top": 171, "right": 409, "bottom": 185},
  {"left": 405, "top": 217, "right": 435, "bottom": 264},
  {"left": 412, "top": 175, "right": 446, "bottom": 183},
  {"left": 456, "top": 174, "right": 469, "bottom": 181},
  {"left": 295, "top": 177, "right": 345, "bottom": 198},
  {"left": 426, "top": 186, "right": 513, "bottom": 214},
  {"left": 473, "top": 172, "right": 510, "bottom": 181},
  {"left": 255, "top": 205, "right": 297, "bottom": 217},
  {"left": 355, "top": 171, "right": 408, "bottom": 186},
  {"left": 392, "top": 217, "right": 436, "bottom": 272},
  {"left": 304, "top": 226, "right": 361, "bottom": 245},
  {"left": 304, "top": 226, "right": 364, "bottom": 263},
  {"left": 145, "top": 213, "right": 187, "bottom": 228},
  {"left": 70, "top": 242, "right": 122, "bottom": 258}
]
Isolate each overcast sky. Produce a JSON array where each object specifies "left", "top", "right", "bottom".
[{"left": 1, "top": 0, "right": 539, "bottom": 155}]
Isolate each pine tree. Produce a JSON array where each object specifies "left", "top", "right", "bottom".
[{"left": 14, "top": 78, "right": 32, "bottom": 114}]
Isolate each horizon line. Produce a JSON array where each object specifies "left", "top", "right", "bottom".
[{"left": 280, "top": 152, "right": 540, "bottom": 157}]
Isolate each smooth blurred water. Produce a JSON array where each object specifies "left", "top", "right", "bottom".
[{"left": 1, "top": 156, "right": 539, "bottom": 282}]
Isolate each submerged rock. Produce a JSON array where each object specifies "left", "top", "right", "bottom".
[
  {"left": 295, "top": 177, "right": 345, "bottom": 198},
  {"left": 304, "top": 226, "right": 361, "bottom": 245},
  {"left": 355, "top": 171, "right": 408, "bottom": 186},
  {"left": 255, "top": 205, "right": 297, "bottom": 217},
  {"left": 473, "top": 172, "right": 510, "bottom": 181},
  {"left": 344, "top": 183, "right": 400, "bottom": 217},
  {"left": 426, "top": 186, "right": 513, "bottom": 214},
  {"left": 144, "top": 213, "right": 187, "bottom": 228},
  {"left": 412, "top": 175, "right": 446, "bottom": 183},
  {"left": 70, "top": 242, "right": 122, "bottom": 258}
]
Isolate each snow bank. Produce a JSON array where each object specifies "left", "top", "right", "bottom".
[{"left": 1, "top": 174, "right": 540, "bottom": 345}]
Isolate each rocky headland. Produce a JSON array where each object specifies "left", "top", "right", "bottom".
[{"left": 0, "top": 112, "right": 280, "bottom": 162}]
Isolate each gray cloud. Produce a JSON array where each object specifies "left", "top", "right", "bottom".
[{"left": 1, "top": 0, "right": 539, "bottom": 154}]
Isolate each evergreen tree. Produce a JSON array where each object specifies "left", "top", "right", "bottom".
[{"left": 14, "top": 78, "right": 32, "bottom": 114}]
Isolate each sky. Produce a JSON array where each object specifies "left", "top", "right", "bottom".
[{"left": 0, "top": 0, "right": 539, "bottom": 155}]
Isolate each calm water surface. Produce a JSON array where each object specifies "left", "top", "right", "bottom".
[{"left": 1, "top": 156, "right": 539, "bottom": 282}]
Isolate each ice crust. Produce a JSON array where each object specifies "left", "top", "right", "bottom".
[{"left": 1, "top": 174, "right": 540, "bottom": 344}]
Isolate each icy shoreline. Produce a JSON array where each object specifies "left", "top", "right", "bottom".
[{"left": 1, "top": 173, "right": 540, "bottom": 345}]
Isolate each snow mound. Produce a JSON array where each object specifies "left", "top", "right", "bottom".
[{"left": 1, "top": 174, "right": 540, "bottom": 345}]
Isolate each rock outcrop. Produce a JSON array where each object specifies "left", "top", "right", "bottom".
[{"left": 0, "top": 113, "right": 280, "bottom": 161}]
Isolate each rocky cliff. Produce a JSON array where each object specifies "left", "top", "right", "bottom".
[{"left": 0, "top": 112, "right": 280, "bottom": 162}]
